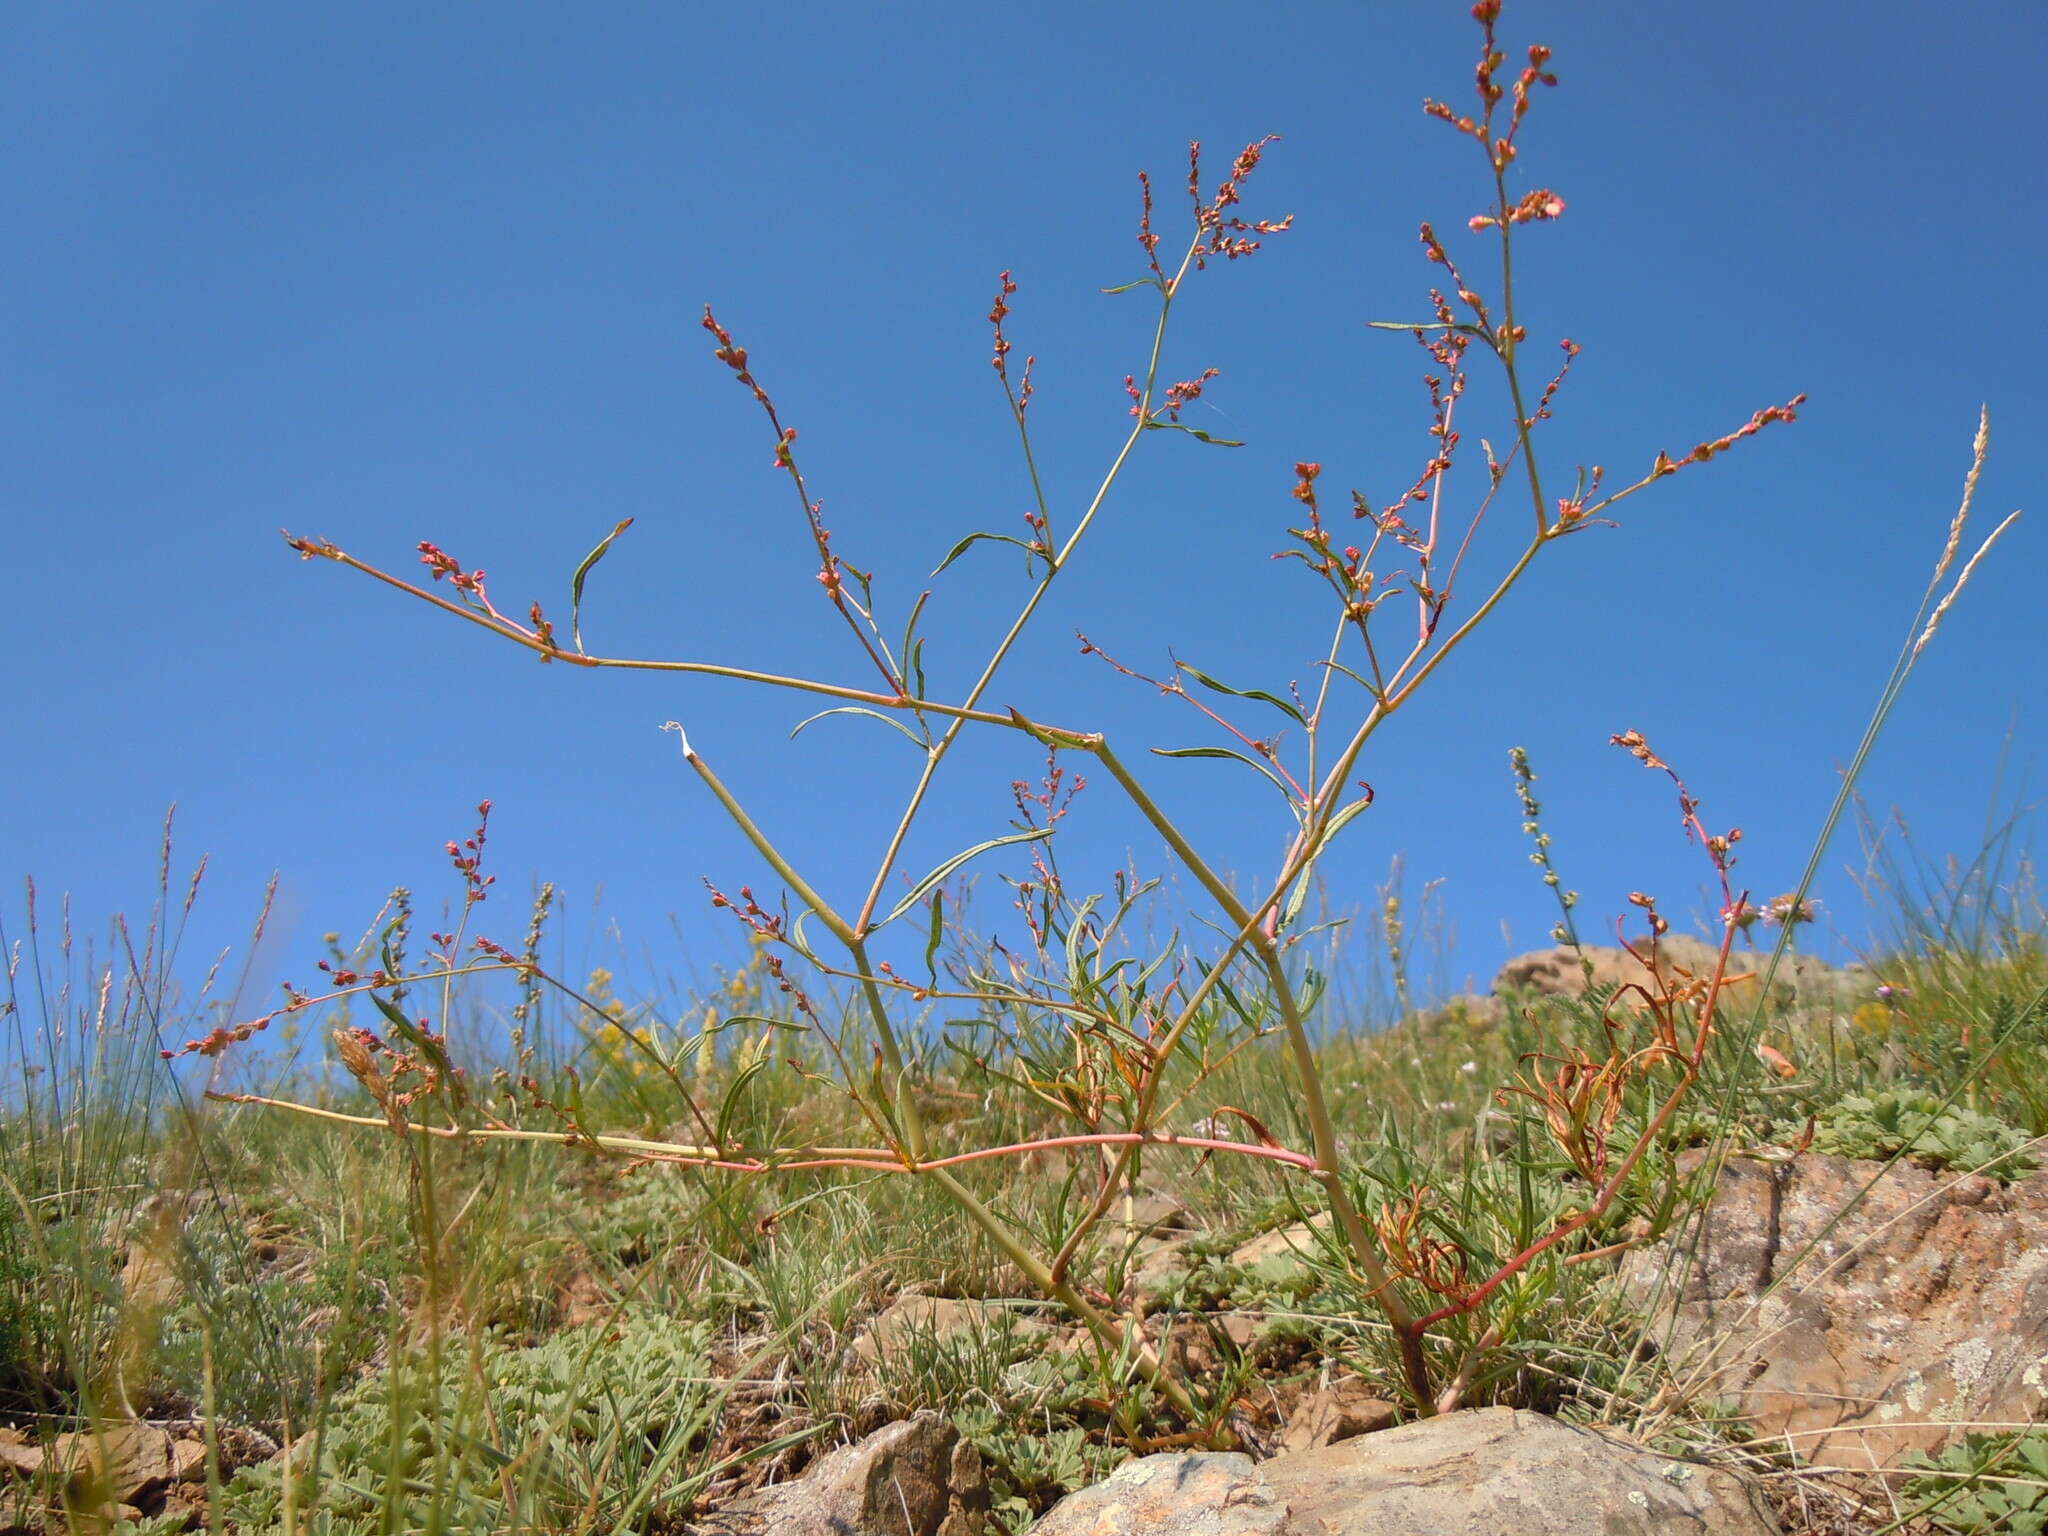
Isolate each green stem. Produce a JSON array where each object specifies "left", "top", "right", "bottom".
[
  {"left": 1088, "top": 737, "right": 1257, "bottom": 927},
  {"left": 851, "top": 239, "right": 1204, "bottom": 938},
  {"left": 1493, "top": 172, "right": 1553, "bottom": 539},
  {"left": 676, "top": 733, "right": 855, "bottom": 947},
  {"left": 1254, "top": 948, "right": 1433, "bottom": 1406},
  {"left": 921, "top": 1165, "right": 1208, "bottom": 1427},
  {"left": 850, "top": 938, "right": 926, "bottom": 1158}
]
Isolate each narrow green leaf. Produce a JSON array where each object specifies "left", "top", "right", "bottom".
[
  {"left": 715, "top": 1057, "right": 769, "bottom": 1152},
  {"left": 1140, "top": 421, "right": 1244, "bottom": 447},
  {"left": 932, "top": 530, "right": 1037, "bottom": 577},
  {"left": 1152, "top": 746, "right": 1303, "bottom": 818},
  {"left": 570, "top": 518, "right": 635, "bottom": 655},
  {"left": 1006, "top": 708, "right": 1093, "bottom": 750},
  {"left": 1100, "top": 278, "right": 1163, "bottom": 295},
  {"left": 721, "top": 1012, "right": 804, "bottom": 1036},
  {"left": 883, "top": 827, "right": 1053, "bottom": 929},
  {"left": 369, "top": 989, "right": 419, "bottom": 1045},
  {"left": 1317, "top": 659, "right": 1384, "bottom": 699},
  {"left": 789, "top": 706, "right": 929, "bottom": 750},
  {"left": 787, "top": 910, "right": 822, "bottom": 963},
  {"left": 1281, "top": 793, "right": 1376, "bottom": 929},
  {"left": 923, "top": 890, "right": 945, "bottom": 988},
  {"left": 1211, "top": 975, "right": 1257, "bottom": 1030},
  {"left": 369, "top": 991, "right": 457, "bottom": 1084},
  {"left": 899, "top": 590, "right": 931, "bottom": 700},
  {"left": 1178, "top": 660, "right": 1307, "bottom": 724}
]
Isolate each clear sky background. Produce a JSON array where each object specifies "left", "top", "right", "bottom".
[{"left": 4, "top": 3, "right": 2042, "bottom": 1035}]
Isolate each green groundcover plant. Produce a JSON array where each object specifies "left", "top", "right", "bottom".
[
  {"left": 1797, "top": 1088, "right": 2037, "bottom": 1180},
  {"left": 1905, "top": 1430, "right": 2048, "bottom": 1536},
  {"left": 161, "top": 0, "right": 2016, "bottom": 1443}
]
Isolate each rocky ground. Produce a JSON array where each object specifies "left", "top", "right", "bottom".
[{"left": 5, "top": 933, "right": 2040, "bottom": 1535}]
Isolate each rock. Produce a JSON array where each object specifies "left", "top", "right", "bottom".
[
  {"left": 1104, "top": 1189, "right": 1192, "bottom": 1240},
  {"left": 0, "top": 1428, "right": 40, "bottom": 1477},
  {"left": 1629, "top": 1151, "right": 2048, "bottom": 1468},
  {"left": 1102, "top": 1186, "right": 1199, "bottom": 1303},
  {"left": 559, "top": 1269, "right": 615, "bottom": 1329},
  {"left": 170, "top": 1436, "right": 208, "bottom": 1482},
  {"left": 1218, "top": 1314, "right": 1259, "bottom": 1351},
  {"left": 156, "top": 1485, "right": 208, "bottom": 1529},
  {"left": 694, "top": 1411, "right": 988, "bottom": 1536},
  {"left": 120, "top": 1233, "right": 183, "bottom": 1313},
  {"left": 0, "top": 1482, "right": 37, "bottom": 1536},
  {"left": 1409, "top": 992, "right": 1507, "bottom": 1036},
  {"left": 1494, "top": 935, "right": 1864, "bottom": 1012},
  {"left": 1229, "top": 1212, "right": 1334, "bottom": 1271},
  {"left": 50, "top": 1423, "right": 174, "bottom": 1504},
  {"left": 1028, "top": 1407, "right": 1778, "bottom": 1536},
  {"left": 1031, "top": 1452, "right": 1285, "bottom": 1536},
  {"left": 1273, "top": 1376, "right": 1398, "bottom": 1456},
  {"left": 1125, "top": 1232, "right": 1193, "bottom": 1300}
]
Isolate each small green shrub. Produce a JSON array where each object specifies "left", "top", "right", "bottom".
[
  {"left": 1795, "top": 1090, "right": 2036, "bottom": 1180},
  {"left": 218, "top": 1314, "right": 735, "bottom": 1534},
  {"left": 153, "top": 1229, "right": 399, "bottom": 1424},
  {"left": 1904, "top": 1428, "right": 2048, "bottom": 1535}
]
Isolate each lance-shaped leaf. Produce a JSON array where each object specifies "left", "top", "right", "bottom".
[
  {"left": 1007, "top": 708, "right": 1095, "bottom": 751},
  {"left": 899, "top": 589, "right": 932, "bottom": 700},
  {"left": 923, "top": 890, "right": 945, "bottom": 989},
  {"left": 790, "top": 706, "right": 929, "bottom": 751},
  {"left": 932, "top": 531, "right": 1042, "bottom": 577},
  {"left": 1100, "top": 277, "right": 1163, "bottom": 295},
  {"left": 1280, "top": 793, "right": 1378, "bottom": 930},
  {"left": 882, "top": 827, "right": 1053, "bottom": 929},
  {"left": 786, "top": 909, "right": 824, "bottom": 965},
  {"left": 1141, "top": 421, "right": 1244, "bottom": 447},
  {"left": 1367, "top": 319, "right": 1492, "bottom": 340},
  {"left": 1152, "top": 746, "right": 1303, "bottom": 820},
  {"left": 715, "top": 1056, "right": 770, "bottom": 1153},
  {"left": 1317, "top": 658, "right": 1385, "bottom": 701},
  {"left": 571, "top": 518, "right": 635, "bottom": 655},
  {"left": 1209, "top": 1104, "right": 1288, "bottom": 1151},
  {"left": 1178, "top": 660, "right": 1307, "bottom": 724},
  {"left": 369, "top": 990, "right": 464, "bottom": 1106}
]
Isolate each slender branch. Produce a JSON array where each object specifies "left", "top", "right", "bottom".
[
  {"left": 285, "top": 537, "right": 1027, "bottom": 728},
  {"left": 1256, "top": 946, "right": 1432, "bottom": 1405},
  {"left": 673, "top": 733, "right": 856, "bottom": 947},
  {"left": 1411, "top": 921, "right": 1741, "bottom": 1334},
  {"left": 850, "top": 238, "right": 1206, "bottom": 939},
  {"left": 205, "top": 1095, "right": 1316, "bottom": 1179}
]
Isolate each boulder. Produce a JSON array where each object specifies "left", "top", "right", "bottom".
[
  {"left": 1102, "top": 1186, "right": 1200, "bottom": 1303},
  {"left": 1272, "top": 1375, "right": 1399, "bottom": 1456},
  {"left": 1125, "top": 1232, "right": 1195, "bottom": 1300},
  {"left": 1103, "top": 1189, "right": 1192, "bottom": 1240},
  {"left": 1229, "top": 1212, "right": 1334, "bottom": 1271},
  {"left": 695, "top": 1410, "right": 988, "bottom": 1536},
  {"left": 1494, "top": 935, "right": 1864, "bottom": 1012},
  {"left": 0, "top": 1429, "right": 39, "bottom": 1478},
  {"left": 1629, "top": 1152, "right": 2048, "bottom": 1467},
  {"left": 1028, "top": 1407, "right": 1777, "bottom": 1536},
  {"left": 48, "top": 1423, "right": 174, "bottom": 1505}
]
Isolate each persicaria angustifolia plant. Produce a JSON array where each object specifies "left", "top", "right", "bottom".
[{"left": 181, "top": 1, "right": 2011, "bottom": 1433}]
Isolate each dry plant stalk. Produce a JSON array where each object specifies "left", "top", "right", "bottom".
[{"left": 179, "top": 2, "right": 1862, "bottom": 1422}]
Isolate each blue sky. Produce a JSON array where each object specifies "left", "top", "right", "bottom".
[{"left": 4, "top": 2, "right": 2041, "bottom": 1035}]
